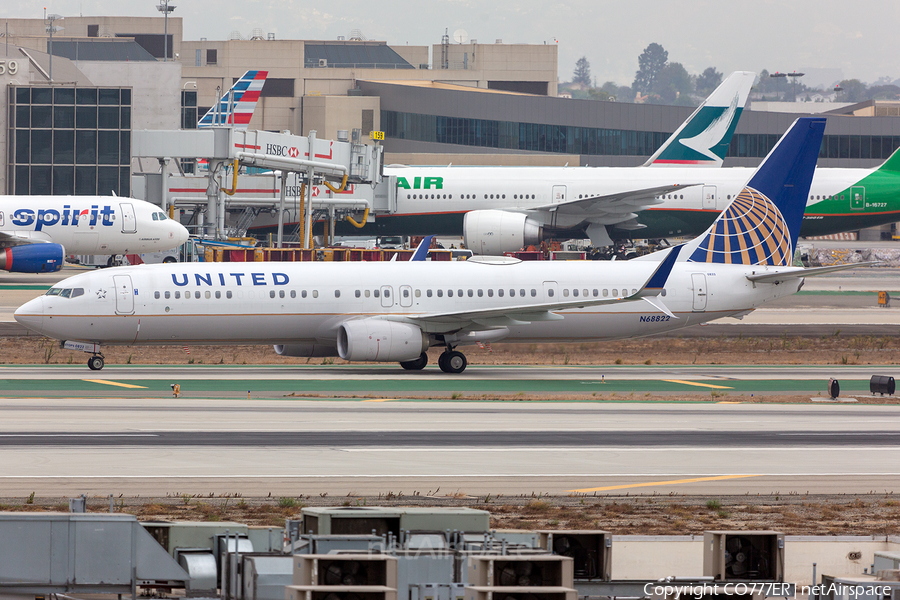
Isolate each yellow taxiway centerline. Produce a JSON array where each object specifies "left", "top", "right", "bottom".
[
  {"left": 82, "top": 380, "right": 148, "bottom": 389},
  {"left": 569, "top": 474, "right": 761, "bottom": 493},
  {"left": 663, "top": 379, "right": 733, "bottom": 389}
]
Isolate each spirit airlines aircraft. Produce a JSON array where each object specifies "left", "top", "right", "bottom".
[
  {"left": 0, "top": 197, "right": 189, "bottom": 273},
  {"left": 16, "top": 118, "right": 852, "bottom": 374}
]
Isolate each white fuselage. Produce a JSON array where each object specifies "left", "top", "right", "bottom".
[
  {"left": 15, "top": 259, "right": 801, "bottom": 349},
  {"left": 386, "top": 165, "right": 870, "bottom": 228},
  {"left": 0, "top": 196, "right": 189, "bottom": 255}
]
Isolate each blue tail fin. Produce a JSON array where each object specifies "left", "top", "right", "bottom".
[{"left": 681, "top": 117, "right": 826, "bottom": 266}]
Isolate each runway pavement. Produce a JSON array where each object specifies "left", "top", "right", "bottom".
[
  {"left": 0, "top": 396, "right": 898, "bottom": 497},
  {"left": 2, "top": 267, "right": 899, "bottom": 499}
]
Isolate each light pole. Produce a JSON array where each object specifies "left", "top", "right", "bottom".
[
  {"left": 770, "top": 71, "right": 805, "bottom": 102},
  {"left": 45, "top": 12, "right": 64, "bottom": 83},
  {"left": 156, "top": 0, "right": 176, "bottom": 61}
]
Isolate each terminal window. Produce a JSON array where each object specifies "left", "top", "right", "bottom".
[{"left": 9, "top": 86, "right": 131, "bottom": 196}]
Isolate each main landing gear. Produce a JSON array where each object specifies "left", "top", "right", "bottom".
[
  {"left": 438, "top": 349, "right": 467, "bottom": 374},
  {"left": 399, "top": 352, "right": 428, "bottom": 371},
  {"left": 396, "top": 348, "right": 468, "bottom": 374},
  {"left": 88, "top": 354, "right": 105, "bottom": 371}
]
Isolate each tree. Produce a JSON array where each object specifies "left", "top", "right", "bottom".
[
  {"left": 695, "top": 67, "right": 723, "bottom": 96},
  {"left": 586, "top": 88, "right": 614, "bottom": 101},
  {"left": 653, "top": 62, "right": 693, "bottom": 104},
  {"left": 632, "top": 43, "right": 668, "bottom": 95},
  {"left": 573, "top": 56, "right": 592, "bottom": 87},
  {"left": 835, "top": 79, "right": 868, "bottom": 103}
]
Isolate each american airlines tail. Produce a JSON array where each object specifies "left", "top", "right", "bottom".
[
  {"left": 678, "top": 117, "right": 826, "bottom": 265},
  {"left": 197, "top": 70, "right": 268, "bottom": 129},
  {"left": 644, "top": 71, "right": 756, "bottom": 168}
]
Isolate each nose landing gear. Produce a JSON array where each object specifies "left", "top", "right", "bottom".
[{"left": 87, "top": 354, "right": 105, "bottom": 371}]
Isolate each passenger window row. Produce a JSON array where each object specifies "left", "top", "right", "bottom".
[{"left": 149, "top": 286, "right": 643, "bottom": 302}]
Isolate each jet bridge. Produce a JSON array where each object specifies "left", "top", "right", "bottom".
[{"left": 133, "top": 128, "right": 383, "bottom": 247}]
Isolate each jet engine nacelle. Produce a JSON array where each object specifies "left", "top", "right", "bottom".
[
  {"left": 273, "top": 344, "right": 337, "bottom": 357},
  {"left": 1, "top": 244, "right": 64, "bottom": 273},
  {"left": 337, "top": 319, "right": 427, "bottom": 362},
  {"left": 463, "top": 210, "right": 543, "bottom": 255}
]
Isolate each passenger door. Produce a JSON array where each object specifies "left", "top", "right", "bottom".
[
  {"left": 702, "top": 185, "right": 717, "bottom": 209},
  {"left": 542, "top": 280, "right": 559, "bottom": 302},
  {"left": 851, "top": 186, "right": 865, "bottom": 211},
  {"left": 691, "top": 273, "right": 707, "bottom": 311},
  {"left": 120, "top": 203, "right": 137, "bottom": 233},
  {"left": 399, "top": 285, "right": 413, "bottom": 308},
  {"left": 380, "top": 285, "right": 393, "bottom": 308},
  {"left": 551, "top": 185, "right": 567, "bottom": 204},
  {"left": 113, "top": 274, "right": 134, "bottom": 314}
]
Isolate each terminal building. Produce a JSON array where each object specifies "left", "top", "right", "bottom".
[{"left": 2, "top": 14, "right": 900, "bottom": 237}]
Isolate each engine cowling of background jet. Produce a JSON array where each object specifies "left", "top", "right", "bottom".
[
  {"left": 273, "top": 343, "right": 337, "bottom": 358},
  {"left": 1, "top": 244, "right": 65, "bottom": 273},
  {"left": 463, "top": 210, "right": 543, "bottom": 255},
  {"left": 337, "top": 320, "right": 427, "bottom": 362}
]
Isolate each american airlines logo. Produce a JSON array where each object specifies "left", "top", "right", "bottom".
[
  {"left": 171, "top": 272, "right": 290, "bottom": 286},
  {"left": 12, "top": 206, "right": 115, "bottom": 231}
]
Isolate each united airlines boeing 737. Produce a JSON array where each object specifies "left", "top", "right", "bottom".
[
  {"left": 0, "top": 197, "right": 189, "bottom": 273},
  {"left": 17, "top": 118, "right": 857, "bottom": 374}
]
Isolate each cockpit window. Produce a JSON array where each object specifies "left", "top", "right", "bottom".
[
  {"left": 152, "top": 213, "right": 158, "bottom": 221},
  {"left": 45, "top": 287, "right": 84, "bottom": 298},
  {"left": 155, "top": 212, "right": 168, "bottom": 220}
]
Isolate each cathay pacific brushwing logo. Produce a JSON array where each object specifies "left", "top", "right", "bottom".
[{"left": 678, "top": 92, "right": 741, "bottom": 162}]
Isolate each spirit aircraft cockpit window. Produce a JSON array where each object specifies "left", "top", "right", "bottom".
[{"left": 151, "top": 212, "right": 169, "bottom": 221}]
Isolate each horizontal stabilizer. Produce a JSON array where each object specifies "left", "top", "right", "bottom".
[{"left": 746, "top": 261, "right": 880, "bottom": 283}]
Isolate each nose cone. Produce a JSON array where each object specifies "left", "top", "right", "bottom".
[
  {"left": 14, "top": 297, "right": 44, "bottom": 335},
  {"left": 170, "top": 220, "right": 190, "bottom": 247}
]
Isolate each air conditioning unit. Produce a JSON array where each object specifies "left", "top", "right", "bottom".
[
  {"left": 539, "top": 530, "right": 612, "bottom": 581},
  {"left": 703, "top": 531, "right": 784, "bottom": 582},
  {"left": 294, "top": 553, "right": 399, "bottom": 585},
  {"left": 467, "top": 554, "right": 575, "bottom": 589},
  {"left": 289, "top": 554, "right": 399, "bottom": 600},
  {"left": 465, "top": 589, "right": 576, "bottom": 600},
  {"left": 318, "top": 58, "right": 328, "bottom": 67}
]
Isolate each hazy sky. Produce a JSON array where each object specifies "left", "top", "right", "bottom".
[{"left": 4, "top": 0, "right": 899, "bottom": 87}]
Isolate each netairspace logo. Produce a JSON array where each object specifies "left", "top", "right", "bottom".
[{"left": 642, "top": 583, "right": 894, "bottom": 599}]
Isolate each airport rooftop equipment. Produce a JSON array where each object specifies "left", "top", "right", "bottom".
[
  {"left": 0, "top": 512, "right": 187, "bottom": 595},
  {"left": 133, "top": 127, "right": 383, "bottom": 247}
]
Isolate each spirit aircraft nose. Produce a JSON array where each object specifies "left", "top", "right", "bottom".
[
  {"left": 169, "top": 220, "right": 190, "bottom": 246},
  {"left": 14, "top": 297, "right": 45, "bottom": 335}
]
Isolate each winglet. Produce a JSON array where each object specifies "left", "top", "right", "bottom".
[
  {"left": 410, "top": 235, "right": 435, "bottom": 261},
  {"left": 637, "top": 244, "right": 682, "bottom": 296}
]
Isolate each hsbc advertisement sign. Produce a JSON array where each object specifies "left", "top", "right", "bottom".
[{"left": 264, "top": 143, "right": 301, "bottom": 157}]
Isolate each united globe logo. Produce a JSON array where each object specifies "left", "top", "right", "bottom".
[{"left": 688, "top": 187, "right": 792, "bottom": 266}]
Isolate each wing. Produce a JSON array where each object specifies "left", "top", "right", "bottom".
[
  {"left": 528, "top": 184, "right": 700, "bottom": 220},
  {"left": 386, "top": 245, "right": 682, "bottom": 334},
  {"left": 0, "top": 230, "right": 54, "bottom": 249}
]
